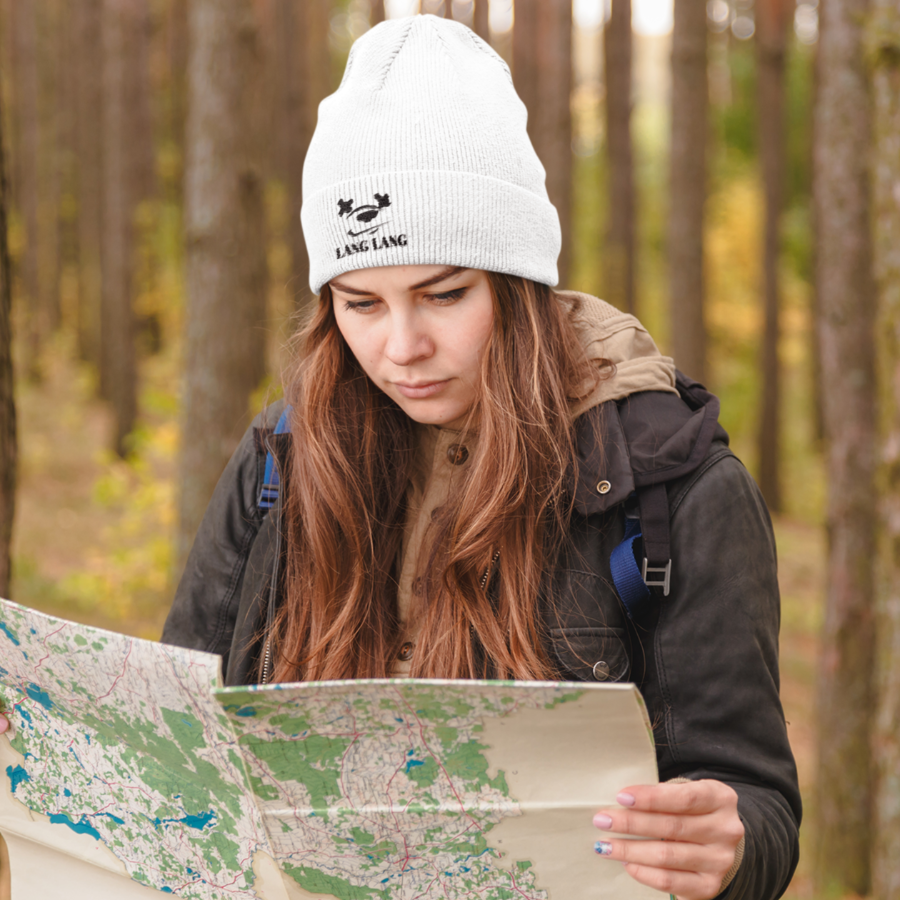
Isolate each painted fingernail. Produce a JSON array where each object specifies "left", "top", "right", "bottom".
[
  {"left": 616, "top": 792, "right": 635, "bottom": 807},
  {"left": 593, "top": 813, "right": 613, "bottom": 829},
  {"left": 594, "top": 841, "right": 613, "bottom": 856}
]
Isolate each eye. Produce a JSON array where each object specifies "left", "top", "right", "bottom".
[
  {"left": 427, "top": 287, "right": 468, "bottom": 304},
  {"left": 343, "top": 299, "right": 379, "bottom": 313}
]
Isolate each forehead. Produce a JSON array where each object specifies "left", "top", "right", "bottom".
[{"left": 330, "top": 264, "right": 469, "bottom": 294}]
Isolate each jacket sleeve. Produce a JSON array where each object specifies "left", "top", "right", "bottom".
[
  {"left": 161, "top": 405, "right": 280, "bottom": 666},
  {"left": 636, "top": 451, "right": 801, "bottom": 900}
]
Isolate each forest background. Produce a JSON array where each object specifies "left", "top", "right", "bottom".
[{"left": 0, "top": 0, "right": 898, "bottom": 897}]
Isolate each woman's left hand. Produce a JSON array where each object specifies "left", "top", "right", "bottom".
[{"left": 593, "top": 779, "right": 744, "bottom": 900}]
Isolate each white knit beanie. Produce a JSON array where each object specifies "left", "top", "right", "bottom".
[{"left": 301, "top": 14, "right": 561, "bottom": 294}]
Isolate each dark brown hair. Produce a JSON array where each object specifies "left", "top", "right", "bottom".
[{"left": 267, "top": 272, "right": 600, "bottom": 683}]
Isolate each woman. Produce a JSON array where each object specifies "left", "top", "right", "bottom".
[{"left": 163, "top": 15, "right": 799, "bottom": 900}]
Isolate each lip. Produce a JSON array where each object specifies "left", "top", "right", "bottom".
[{"left": 392, "top": 380, "right": 450, "bottom": 399}]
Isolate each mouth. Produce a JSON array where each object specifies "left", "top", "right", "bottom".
[{"left": 392, "top": 380, "right": 450, "bottom": 399}]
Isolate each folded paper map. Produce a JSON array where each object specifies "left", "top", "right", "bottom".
[{"left": 0, "top": 598, "right": 661, "bottom": 899}]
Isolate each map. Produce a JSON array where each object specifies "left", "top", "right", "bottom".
[{"left": 0, "top": 599, "right": 661, "bottom": 899}]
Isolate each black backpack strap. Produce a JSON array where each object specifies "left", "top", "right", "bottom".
[{"left": 637, "top": 482, "right": 671, "bottom": 594}]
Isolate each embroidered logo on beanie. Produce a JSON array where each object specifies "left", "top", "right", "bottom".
[{"left": 338, "top": 193, "right": 392, "bottom": 237}]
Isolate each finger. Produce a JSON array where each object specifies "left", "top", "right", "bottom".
[
  {"left": 616, "top": 780, "right": 738, "bottom": 817},
  {"left": 0, "top": 715, "right": 8, "bottom": 735},
  {"left": 620, "top": 860, "right": 725, "bottom": 900},
  {"left": 594, "top": 806, "right": 725, "bottom": 844},
  {"left": 597, "top": 836, "right": 735, "bottom": 877}
]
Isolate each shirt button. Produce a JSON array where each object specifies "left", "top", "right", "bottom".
[
  {"left": 447, "top": 444, "right": 469, "bottom": 465},
  {"left": 398, "top": 642, "right": 414, "bottom": 661},
  {"left": 592, "top": 660, "right": 611, "bottom": 681}
]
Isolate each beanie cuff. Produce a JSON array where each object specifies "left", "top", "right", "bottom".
[{"left": 302, "top": 169, "right": 561, "bottom": 293}]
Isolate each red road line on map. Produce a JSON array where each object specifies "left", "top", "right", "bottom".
[
  {"left": 95, "top": 641, "right": 134, "bottom": 701},
  {"left": 32, "top": 623, "right": 69, "bottom": 671}
]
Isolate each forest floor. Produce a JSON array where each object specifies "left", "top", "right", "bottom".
[{"left": 9, "top": 344, "right": 821, "bottom": 896}]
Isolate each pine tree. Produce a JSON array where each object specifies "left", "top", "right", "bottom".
[
  {"left": 177, "top": 0, "right": 268, "bottom": 570},
  {"left": 813, "top": 0, "right": 877, "bottom": 891}
]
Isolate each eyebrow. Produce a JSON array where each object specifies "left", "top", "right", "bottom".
[{"left": 330, "top": 266, "right": 467, "bottom": 296}]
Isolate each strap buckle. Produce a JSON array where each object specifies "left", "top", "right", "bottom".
[{"left": 641, "top": 558, "right": 671, "bottom": 596}]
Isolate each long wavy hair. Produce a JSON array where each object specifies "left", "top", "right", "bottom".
[{"left": 267, "top": 272, "right": 602, "bottom": 683}]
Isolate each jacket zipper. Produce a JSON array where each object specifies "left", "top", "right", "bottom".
[{"left": 480, "top": 549, "right": 501, "bottom": 590}]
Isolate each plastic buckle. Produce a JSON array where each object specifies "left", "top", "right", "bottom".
[
  {"left": 642, "top": 558, "right": 671, "bottom": 596},
  {"left": 258, "top": 484, "right": 279, "bottom": 509}
]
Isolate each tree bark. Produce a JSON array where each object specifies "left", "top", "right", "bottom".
[
  {"left": 813, "top": 0, "right": 877, "bottom": 891},
  {"left": 178, "top": 0, "right": 267, "bottom": 571},
  {"left": 755, "top": 0, "right": 790, "bottom": 514},
  {"left": 472, "top": 0, "right": 490, "bottom": 44},
  {"left": 0, "top": 77, "right": 16, "bottom": 599},
  {"left": 74, "top": 0, "right": 104, "bottom": 372},
  {"left": 167, "top": 0, "right": 189, "bottom": 198},
  {"left": 38, "top": 0, "right": 62, "bottom": 338},
  {"left": 278, "top": 0, "right": 330, "bottom": 311},
  {"left": 870, "top": 0, "right": 900, "bottom": 892},
  {"left": 102, "top": 0, "right": 140, "bottom": 456},
  {"left": 11, "top": 0, "right": 42, "bottom": 380},
  {"left": 513, "top": 0, "right": 572, "bottom": 287},
  {"left": 668, "top": 0, "right": 708, "bottom": 383},
  {"left": 604, "top": 0, "right": 636, "bottom": 314}
]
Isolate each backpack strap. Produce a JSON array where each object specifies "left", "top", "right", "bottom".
[
  {"left": 258, "top": 406, "right": 292, "bottom": 511},
  {"left": 609, "top": 484, "right": 671, "bottom": 620}
]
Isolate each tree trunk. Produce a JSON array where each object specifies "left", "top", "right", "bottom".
[
  {"left": 102, "top": 0, "right": 141, "bottom": 456},
  {"left": 604, "top": 0, "right": 636, "bottom": 314},
  {"left": 668, "top": 0, "right": 708, "bottom": 383},
  {"left": 813, "top": 0, "right": 876, "bottom": 891},
  {"left": 755, "top": 0, "right": 790, "bottom": 514},
  {"left": 472, "top": 0, "right": 490, "bottom": 44},
  {"left": 513, "top": 0, "right": 572, "bottom": 287},
  {"left": 37, "top": 0, "right": 62, "bottom": 338},
  {"left": 11, "top": 0, "right": 42, "bottom": 380},
  {"left": 279, "top": 0, "right": 330, "bottom": 311},
  {"left": 512, "top": 0, "right": 538, "bottom": 121},
  {"left": 74, "top": 0, "right": 104, "bottom": 372},
  {"left": 870, "top": 0, "right": 900, "bottom": 891},
  {"left": 167, "top": 0, "right": 189, "bottom": 199},
  {"left": 0, "top": 79, "right": 16, "bottom": 599},
  {"left": 178, "top": 0, "right": 267, "bottom": 571}
]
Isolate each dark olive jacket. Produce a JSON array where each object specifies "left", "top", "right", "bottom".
[{"left": 162, "top": 378, "right": 801, "bottom": 899}]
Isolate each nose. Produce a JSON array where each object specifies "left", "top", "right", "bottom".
[{"left": 384, "top": 312, "right": 433, "bottom": 366}]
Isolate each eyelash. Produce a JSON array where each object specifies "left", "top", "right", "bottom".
[{"left": 342, "top": 287, "right": 468, "bottom": 313}]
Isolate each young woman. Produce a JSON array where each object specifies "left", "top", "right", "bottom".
[{"left": 161, "top": 15, "right": 800, "bottom": 900}]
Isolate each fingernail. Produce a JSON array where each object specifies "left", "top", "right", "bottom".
[
  {"left": 594, "top": 841, "right": 613, "bottom": 856},
  {"left": 0, "top": 717, "right": 8, "bottom": 735},
  {"left": 593, "top": 813, "right": 613, "bottom": 829},
  {"left": 616, "top": 792, "right": 635, "bottom": 807}
]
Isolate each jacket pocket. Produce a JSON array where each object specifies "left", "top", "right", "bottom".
[{"left": 550, "top": 626, "right": 631, "bottom": 683}]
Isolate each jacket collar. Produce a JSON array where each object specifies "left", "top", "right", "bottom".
[{"left": 570, "top": 372, "right": 726, "bottom": 515}]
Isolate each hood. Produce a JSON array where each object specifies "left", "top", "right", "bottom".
[
  {"left": 560, "top": 293, "right": 728, "bottom": 517},
  {"left": 562, "top": 291, "right": 678, "bottom": 419}
]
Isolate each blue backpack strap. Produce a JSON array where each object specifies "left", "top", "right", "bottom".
[
  {"left": 610, "top": 514, "right": 651, "bottom": 619},
  {"left": 258, "top": 406, "right": 292, "bottom": 511},
  {"left": 610, "top": 486, "right": 672, "bottom": 620}
]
